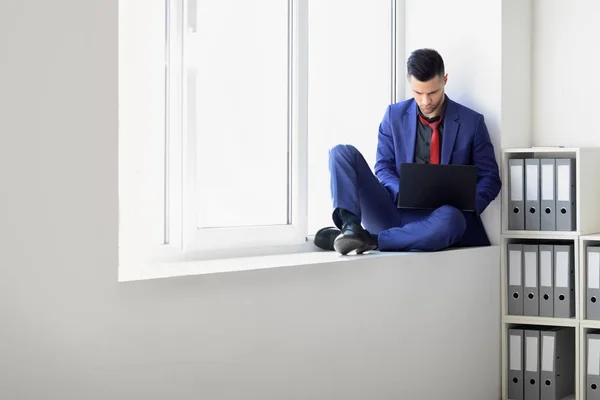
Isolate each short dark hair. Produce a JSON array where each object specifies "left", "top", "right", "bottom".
[{"left": 407, "top": 48, "right": 445, "bottom": 82}]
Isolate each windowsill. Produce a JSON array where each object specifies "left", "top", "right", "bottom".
[{"left": 118, "top": 239, "right": 498, "bottom": 282}]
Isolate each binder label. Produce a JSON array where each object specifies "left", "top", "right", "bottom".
[
  {"left": 589, "top": 252, "right": 600, "bottom": 289},
  {"left": 540, "top": 250, "right": 552, "bottom": 287},
  {"left": 541, "top": 163, "right": 554, "bottom": 200},
  {"left": 526, "top": 336, "right": 538, "bottom": 372},
  {"left": 557, "top": 164, "right": 571, "bottom": 201},
  {"left": 541, "top": 335, "right": 555, "bottom": 372},
  {"left": 525, "top": 252, "right": 537, "bottom": 288},
  {"left": 510, "top": 165, "right": 523, "bottom": 201},
  {"left": 556, "top": 251, "right": 569, "bottom": 288},
  {"left": 526, "top": 164, "right": 539, "bottom": 200},
  {"left": 510, "top": 334, "right": 522, "bottom": 371},
  {"left": 509, "top": 250, "right": 522, "bottom": 286},
  {"left": 589, "top": 338, "right": 600, "bottom": 376}
]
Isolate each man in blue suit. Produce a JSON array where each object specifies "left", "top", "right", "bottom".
[{"left": 314, "top": 48, "right": 501, "bottom": 255}]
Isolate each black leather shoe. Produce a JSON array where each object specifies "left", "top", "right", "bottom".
[
  {"left": 333, "top": 223, "right": 377, "bottom": 255},
  {"left": 314, "top": 226, "right": 341, "bottom": 251}
]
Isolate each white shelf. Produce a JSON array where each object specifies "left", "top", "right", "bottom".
[
  {"left": 580, "top": 320, "right": 600, "bottom": 329},
  {"left": 580, "top": 234, "right": 600, "bottom": 242},
  {"left": 503, "top": 230, "right": 579, "bottom": 240},
  {"left": 503, "top": 146, "right": 580, "bottom": 154},
  {"left": 502, "top": 315, "right": 578, "bottom": 327}
]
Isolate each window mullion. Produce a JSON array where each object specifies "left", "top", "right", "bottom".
[
  {"left": 292, "top": 0, "right": 309, "bottom": 238},
  {"left": 165, "top": 0, "right": 185, "bottom": 248}
]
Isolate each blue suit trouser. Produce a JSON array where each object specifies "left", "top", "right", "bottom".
[{"left": 329, "top": 144, "right": 467, "bottom": 252}]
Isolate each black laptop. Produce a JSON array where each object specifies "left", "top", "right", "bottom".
[{"left": 396, "top": 163, "right": 478, "bottom": 212}]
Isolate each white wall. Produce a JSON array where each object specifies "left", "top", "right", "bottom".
[
  {"left": 502, "top": 0, "right": 532, "bottom": 149},
  {"left": 0, "top": 1, "right": 505, "bottom": 399},
  {"left": 532, "top": 0, "right": 600, "bottom": 147},
  {"left": 405, "top": 0, "right": 504, "bottom": 245}
]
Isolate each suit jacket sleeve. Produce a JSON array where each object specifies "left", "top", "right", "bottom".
[
  {"left": 473, "top": 115, "right": 502, "bottom": 215},
  {"left": 374, "top": 105, "right": 400, "bottom": 202}
]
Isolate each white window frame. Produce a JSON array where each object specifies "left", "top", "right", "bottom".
[
  {"left": 120, "top": 0, "right": 309, "bottom": 269},
  {"left": 174, "top": 0, "right": 309, "bottom": 258}
]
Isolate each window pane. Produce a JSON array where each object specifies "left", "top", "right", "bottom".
[
  {"left": 193, "top": 1, "right": 289, "bottom": 228},
  {"left": 307, "top": 1, "right": 391, "bottom": 234}
]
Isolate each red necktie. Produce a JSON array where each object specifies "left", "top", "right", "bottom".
[{"left": 418, "top": 114, "right": 442, "bottom": 164}]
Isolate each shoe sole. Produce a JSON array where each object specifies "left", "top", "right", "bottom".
[
  {"left": 356, "top": 243, "right": 378, "bottom": 254},
  {"left": 333, "top": 235, "right": 377, "bottom": 255}
]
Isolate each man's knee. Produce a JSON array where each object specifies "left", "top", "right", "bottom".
[
  {"left": 329, "top": 144, "right": 359, "bottom": 162},
  {"left": 436, "top": 205, "right": 467, "bottom": 239}
]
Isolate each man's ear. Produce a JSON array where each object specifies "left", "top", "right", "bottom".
[{"left": 443, "top": 73, "right": 448, "bottom": 85}]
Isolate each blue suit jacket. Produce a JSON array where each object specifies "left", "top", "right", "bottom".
[{"left": 374, "top": 97, "right": 501, "bottom": 247}]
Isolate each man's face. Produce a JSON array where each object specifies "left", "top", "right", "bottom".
[{"left": 409, "top": 73, "right": 448, "bottom": 118}]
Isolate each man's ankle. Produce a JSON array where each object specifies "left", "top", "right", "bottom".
[
  {"left": 335, "top": 208, "right": 361, "bottom": 228},
  {"left": 369, "top": 232, "right": 379, "bottom": 247}
]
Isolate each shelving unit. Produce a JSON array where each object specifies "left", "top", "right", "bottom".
[
  {"left": 500, "top": 147, "right": 600, "bottom": 236},
  {"left": 500, "top": 147, "right": 600, "bottom": 400}
]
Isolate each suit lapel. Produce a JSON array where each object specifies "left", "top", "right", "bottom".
[
  {"left": 403, "top": 101, "right": 418, "bottom": 163},
  {"left": 441, "top": 99, "right": 459, "bottom": 164}
]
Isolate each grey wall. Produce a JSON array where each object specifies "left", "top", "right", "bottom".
[{"left": 0, "top": 1, "right": 500, "bottom": 399}]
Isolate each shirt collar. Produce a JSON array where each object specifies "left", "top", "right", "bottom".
[{"left": 417, "top": 94, "right": 448, "bottom": 123}]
